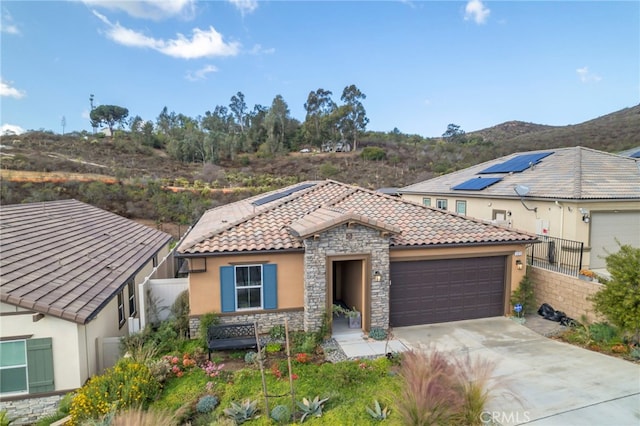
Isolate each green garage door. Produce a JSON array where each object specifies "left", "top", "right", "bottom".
[{"left": 390, "top": 256, "right": 506, "bottom": 327}]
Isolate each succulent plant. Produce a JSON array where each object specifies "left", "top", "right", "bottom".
[
  {"left": 270, "top": 404, "right": 291, "bottom": 424},
  {"left": 366, "top": 399, "right": 390, "bottom": 420},
  {"left": 223, "top": 399, "right": 258, "bottom": 424},
  {"left": 368, "top": 327, "right": 387, "bottom": 341},
  {"left": 296, "top": 396, "right": 329, "bottom": 422},
  {"left": 244, "top": 351, "right": 258, "bottom": 364},
  {"left": 196, "top": 395, "right": 219, "bottom": 414}
]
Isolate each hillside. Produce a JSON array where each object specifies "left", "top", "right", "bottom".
[{"left": 1, "top": 104, "right": 638, "bottom": 234}]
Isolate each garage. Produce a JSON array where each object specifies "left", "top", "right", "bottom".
[
  {"left": 390, "top": 256, "right": 507, "bottom": 327},
  {"left": 589, "top": 211, "right": 640, "bottom": 269}
]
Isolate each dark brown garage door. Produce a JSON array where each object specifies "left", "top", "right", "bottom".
[{"left": 390, "top": 256, "right": 506, "bottom": 327}]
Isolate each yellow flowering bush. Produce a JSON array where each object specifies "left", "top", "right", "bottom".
[{"left": 69, "top": 359, "right": 161, "bottom": 425}]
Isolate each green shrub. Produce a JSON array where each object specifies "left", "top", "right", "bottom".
[
  {"left": 590, "top": 244, "right": 640, "bottom": 343},
  {"left": 269, "top": 324, "right": 286, "bottom": 340},
  {"left": 265, "top": 342, "right": 282, "bottom": 353},
  {"left": 510, "top": 273, "right": 535, "bottom": 315},
  {"left": 198, "top": 312, "right": 220, "bottom": 348},
  {"left": 171, "top": 290, "right": 190, "bottom": 338},
  {"left": 589, "top": 323, "right": 619, "bottom": 344},
  {"left": 361, "top": 146, "right": 386, "bottom": 161}
]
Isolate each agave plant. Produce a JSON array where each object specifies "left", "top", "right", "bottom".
[
  {"left": 223, "top": 399, "right": 258, "bottom": 424},
  {"left": 366, "top": 399, "right": 390, "bottom": 420},
  {"left": 296, "top": 396, "right": 329, "bottom": 422}
]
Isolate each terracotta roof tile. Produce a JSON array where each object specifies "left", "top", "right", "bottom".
[{"left": 178, "top": 180, "right": 536, "bottom": 255}]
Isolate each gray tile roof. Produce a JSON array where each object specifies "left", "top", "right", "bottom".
[
  {"left": 399, "top": 146, "right": 640, "bottom": 200},
  {"left": 0, "top": 199, "right": 172, "bottom": 324},
  {"left": 177, "top": 180, "right": 536, "bottom": 255}
]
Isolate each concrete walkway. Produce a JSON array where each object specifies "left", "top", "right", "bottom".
[
  {"left": 393, "top": 317, "right": 640, "bottom": 426},
  {"left": 331, "top": 316, "right": 408, "bottom": 358}
]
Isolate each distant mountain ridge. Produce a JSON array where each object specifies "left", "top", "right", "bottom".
[{"left": 467, "top": 104, "right": 640, "bottom": 153}]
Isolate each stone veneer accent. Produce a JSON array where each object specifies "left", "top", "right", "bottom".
[
  {"left": 303, "top": 223, "right": 390, "bottom": 332},
  {"left": 0, "top": 394, "right": 63, "bottom": 425},
  {"left": 189, "top": 309, "right": 305, "bottom": 337},
  {"left": 529, "top": 266, "right": 604, "bottom": 323}
]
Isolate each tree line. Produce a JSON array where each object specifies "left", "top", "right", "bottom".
[{"left": 89, "top": 85, "right": 369, "bottom": 164}]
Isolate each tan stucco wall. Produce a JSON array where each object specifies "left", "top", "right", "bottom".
[
  {"left": 402, "top": 194, "right": 640, "bottom": 268},
  {"left": 188, "top": 252, "right": 305, "bottom": 315},
  {"left": 0, "top": 304, "right": 82, "bottom": 391},
  {"left": 390, "top": 243, "right": 528, "bottom": 312},
  {"left": 529, "top": 267, "right": 604, "bottom": 324}
]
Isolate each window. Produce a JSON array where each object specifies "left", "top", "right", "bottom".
[
  {"left": 422, "top": 197, "right": 431, "bottom": 207},
  {"left": 127, "top": 280, "right": 136, "bottom": 318},
  {"left": 456, "top": 200, "right": 467, "bottom": 215},
  {"left": 0, "top": 338, "right": 54, "bottom": 395},
  {"left": 235, "top": 265, "right": 263, "bottom": 310},
  {"left": 152, "top": 255, "right": 158, "bottom": 268},
  {"left": 0, "top": 340, "right": 27, "bottom": 395},
  {"left": 436, "top": 199, "right": 448, "bottom": 210},
  {"left": 220, "top": 264, "right": 277, "bottom": 312},
  {"left": 117, "top": 291, "right": 125, "bottom": 327}
]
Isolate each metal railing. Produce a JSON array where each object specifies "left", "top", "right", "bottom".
[{"left": 527, "top": 235, "right": 584, "bottom": 277}]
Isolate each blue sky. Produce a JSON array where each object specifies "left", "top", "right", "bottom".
[{"left": 1, "top": 0, "right": 638, "bottom": 137}]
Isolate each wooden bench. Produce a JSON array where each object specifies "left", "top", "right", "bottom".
[{"left": 207, "top": 323, "right": 257, "bottom": 359}]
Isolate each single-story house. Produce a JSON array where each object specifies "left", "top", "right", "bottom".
[
  {"left": 176, "top": 180, "right": 536, "bottom": 336},
  {"left": 398, "top": 147, "right": 640, "bottom": 270},
  {"left": 0, "top": 199, "right": 173, "bottom": 400}
]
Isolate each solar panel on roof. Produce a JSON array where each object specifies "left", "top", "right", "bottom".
[
  {"left": 631, "top": 150, "right": 640, "bottom": 158},
  {"left": 452, "top": 177, "right": 502, "bottom": 191},
  {"left": 479, "top": 152, "right": 554, "bottom": 174},
  {"left": 252, "top": 183, "right": 316, "bottom": 206}
]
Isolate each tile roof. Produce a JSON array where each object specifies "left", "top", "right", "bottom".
[
  {"left": 0, "top": 199, "right": 172, "bottom": 324},
  {"left": 177, "top": 180, "right": 536, "bottom": 255},
  {"left": 399, "top": 146, "right": 640, "bottom": 200}
]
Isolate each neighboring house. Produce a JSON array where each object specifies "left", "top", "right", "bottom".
[
  {"left": 398, "top": 147, "right": 640, "bottom": 270},
  {"left": 176, "top": 180, "right": 536, "bottom": 336},
  {"left": 0, "top": 200, "right": 173, "bottom": 400}
]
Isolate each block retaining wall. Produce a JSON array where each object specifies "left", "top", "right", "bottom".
[{"left": 529, "top": 267, "right": 603, "bottom": 324}]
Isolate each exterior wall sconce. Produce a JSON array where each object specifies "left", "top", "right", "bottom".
[
  {"left": 515, "top": 260, "right": 523, "bottom": 270},
  {"left": 579, "top": 208, "right": 590, "bottom": 223},
  {"left": 373, "top": 271, "right": 382, "bottom": 282}
]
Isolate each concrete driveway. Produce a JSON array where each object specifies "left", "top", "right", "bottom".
[{"left": 393, "top": 317, "right": 640, "bottom": 426}]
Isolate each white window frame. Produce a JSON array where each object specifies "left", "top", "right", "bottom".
[
  {"left": 456, "top": 200, "right": 467, "bottom": 215},
  {"left": 422, "top": 197, "right": 431, "bottom": 207},
  {"left": 0, "top": 340, "right": 28, "bottom": 396},
  {"left": 234, "top": 264, "right": 263, "bottom": 310},
  {"left": 127, "top": 279, "right": 137, "bottom": 318},
  {"left": 436, "top": 199, "right": 448, "bottom": 210}
]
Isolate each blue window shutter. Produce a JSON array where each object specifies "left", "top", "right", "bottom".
[
  {"left": 220, "top": 266, "right": 235, "bottom": 312},
  {"left": 27, "top": 338, "right": 54, "bottom": 394},
  {"left": 263, "top": 264, "right": 277, "bottom": 310}
]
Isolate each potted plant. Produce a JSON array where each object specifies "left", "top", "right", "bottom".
[{"left": 332, "top": 304, "right": 362, "bottom": 328}]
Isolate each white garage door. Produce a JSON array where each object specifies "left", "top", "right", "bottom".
[{"left": 590, "top": 211, "right": 640, "bottom": 269}]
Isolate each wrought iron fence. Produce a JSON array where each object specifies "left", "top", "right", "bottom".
[{"left": 527, "top": 235, "right": 584, "bottom": 277}]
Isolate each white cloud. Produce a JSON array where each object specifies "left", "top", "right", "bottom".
[
  {"left": 82, "top": 0, "right": 196, "bottom": 20},
  {"left": 1, "top": 124, "right": 25, "bottom": 135},
  {"left": 464, "top": 0, "right": 490, "bottom": 24},
  {"left": 185, "top": 64, "right": 218, "bottom": 81},
  {"left": 1, "top": 9, "right": 20, "bottom": 35},
  {"left": 228, "top": 0, "right": 258, "bottom": 15},
  {"left": 249, "top": 44, "right": 275, "bottom": 55},
  {"left": 1, "top": 79, "right": 26, "bottom": 99},
  {"left": 93, "top": 11, "right": 239, "bottom": 59},
  {"left": 576, "top": 66, "right": 602, "bottom": 83}
]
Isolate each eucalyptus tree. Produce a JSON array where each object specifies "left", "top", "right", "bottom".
[
  {"left": 339, "top": 84, "right": 369, "bottom": 151},
  {"left": 264, "top": 95, "right": 290, "bottom": 154},
  {"left": 303, "top": 88, "right": 336, "bottom": 147},
  {"left": 229, "top": 91, "right": 247, "bottom": 133}
]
